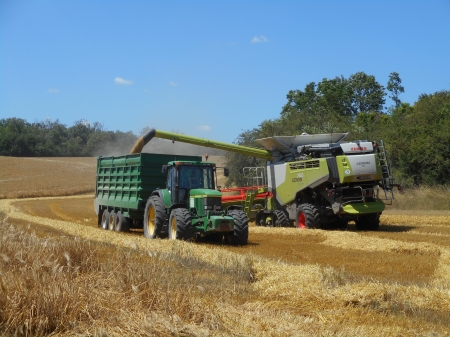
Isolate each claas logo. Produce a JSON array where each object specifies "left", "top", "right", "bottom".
[{"left": 350, "top": 146, "right": 367, "bottom": 151}]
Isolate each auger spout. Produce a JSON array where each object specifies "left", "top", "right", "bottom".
[{"left": 130, "top": 128, "right": 273, "bottom": 160}]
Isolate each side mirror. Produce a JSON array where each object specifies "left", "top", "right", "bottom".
[
  {"left": 161, "top": 165, "right": 168, "bottom": 174},
  {"left": 223, "top": 168, "right": 229, "bottom": 177}
]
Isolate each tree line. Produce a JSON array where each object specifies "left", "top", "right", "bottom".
[
  {"left": 225, "top": 72, "right": 450, "bottom": 187},
  {"left": 0, "top": 119, "right": 138, "bottom": 157}
]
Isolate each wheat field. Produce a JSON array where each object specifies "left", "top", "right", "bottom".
[{"left": 1, "top": 157, "right": 450, "bottom": 336}]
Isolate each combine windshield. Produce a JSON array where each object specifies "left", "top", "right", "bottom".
[{"left": 179, "top": 165, "right": 215, "bottom": 190}]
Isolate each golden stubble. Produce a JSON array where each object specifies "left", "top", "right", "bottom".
[{"left": 1, "top": 196, "right": 450, "bottom": 336}]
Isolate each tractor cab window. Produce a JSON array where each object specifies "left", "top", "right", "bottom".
[{"left": 178, "top": 165, "right": 214, "bottom": 190}]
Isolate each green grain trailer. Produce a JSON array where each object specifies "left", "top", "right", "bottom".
[{"left": 93, "top": 153, "right": 248, "bottom": 244}]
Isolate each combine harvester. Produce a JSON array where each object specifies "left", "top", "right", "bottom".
[{"left": 134, "top": 129, "right": 401, "bottom": 230}]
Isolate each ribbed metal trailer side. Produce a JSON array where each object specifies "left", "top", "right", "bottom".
[{"left": 95, "top": 153, "right": 201, "bottom": 220}]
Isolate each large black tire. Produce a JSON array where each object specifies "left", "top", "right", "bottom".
[
  {"left": 144, "top": 196, "right": 165, "bottom": 239},
  {"left": 355, "top": 213, "right": 380, "bottom": 231},
  {"left": 108, "top": 211, "right": 116, "bottom": 231},
  {"left": 274, "top": 209, "right": 290, "bottom": 227},
  {"left": 101, "top": 210, "right": 109, "bottom": 230},
  {"left": 296, "top": 203, "right": 320, "bottom": 229},
  {"left": 228, "top": 209, "right": 249, "bottom": 245},
  {"left": 168, "top": 208, "right": 192, "bottom": 241},
  {"left": 115, "top": 211, "right": 130, "bottom": 232}
]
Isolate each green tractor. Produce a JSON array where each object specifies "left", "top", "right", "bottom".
[{"left": 144, "top": 160, "right": 248, "bottom": 244}]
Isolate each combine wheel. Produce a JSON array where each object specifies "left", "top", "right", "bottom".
[
  {"left": 355, "top": 213, "right": 380, "bottom": 231},
  {"left": 144, "top": 196, "right": 165, "bottom": 239},
  {"left": 274, "top": 210, "right": 290, "bottom": 227},
  {"left": 296, "top": 203, "right": 320, "bottom": 229},
  {"left": 115, "top": 211, "right": 130, "bottom": 232},
  {"left": 168, "top": 208, "right": 192, "bottom": 241},
  {"left": 108, "top": 211, "right": 116, "bottom": 231},
  {"left": 228, "top": 209, "right": 249, "bottom": 245},
  {"left": 101, "top": 210, "right": 110, "bottom": 230}
]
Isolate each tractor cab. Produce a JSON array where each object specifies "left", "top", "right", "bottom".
[{"left": 164, "top": 161, "right": 217, "bottom": 206}]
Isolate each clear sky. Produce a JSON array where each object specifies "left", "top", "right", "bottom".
[{"left": 1, "top": 0, "right": 449, "bottom": 143}]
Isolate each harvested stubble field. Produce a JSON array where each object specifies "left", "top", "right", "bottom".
[{"left": 0, "top": 157, "right": 450, "bottom": 336}]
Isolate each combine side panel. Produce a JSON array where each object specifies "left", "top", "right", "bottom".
[{"left": 268, "top": 158, "right": 329, "bottom": 206}]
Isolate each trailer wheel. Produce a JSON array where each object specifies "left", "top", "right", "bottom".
[
  {"left": 168, "top": 208, "right": 192, "bottom": 241},
  {"left": 101, "top": 210, "right": 109, "bottom": 230},
  {"left": 296, "top": 203, "right": 320, "bottom": 229},
  {"left": 355, "top": 213, "right": 380, "bottom": 231},
  {"left": 274, "top": 210, "right": 290, "bottom": 227},
  {"left": 228, "top": 209, "right": 249, "bottom": 245},
  {"left": 144, "top": 196, "right": 165, "bottom": 239},
  {"left": 115, "top": 211, "right": 130, "bottom": 232},
  {"left": 108, "top": 211, "right": 116, "bottom": 231}
]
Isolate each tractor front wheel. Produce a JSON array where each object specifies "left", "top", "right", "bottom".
[
  {"left": 228, "top": 209, "right": 249, "bottom": 245},
  {"left": 296, "top": 203, "right": 320, "bottom": 229},
  {"left": 168, "top": 208, "right": 192, "bottom": 241}
]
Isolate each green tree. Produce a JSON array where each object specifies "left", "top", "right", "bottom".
[
  {"left": 387, "top": 72, "right": 404, "bottom": 109},
  {"left": 387, "top": 90, "right": 450, "bottom": 186},
  {"left": 348, "top": 72, "right": 386, "bottom": 115}
]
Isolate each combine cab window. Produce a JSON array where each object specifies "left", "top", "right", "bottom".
[{"left": 179, "top": 166, "right": 214, "bottom": 190}]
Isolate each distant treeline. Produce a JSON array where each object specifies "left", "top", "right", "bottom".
[
  {"left": 0, "top": 119, "right": 138, "bottom": 157},
  {"left": 225, "top": 72, "right": 450, "bottom": 187},
  {"left": 0, "top": 119, "right": 226, "bottom": 158}
]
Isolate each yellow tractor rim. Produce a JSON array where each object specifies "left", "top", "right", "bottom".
[
  {"left": 170, "top": 216, "right": 177, "bottom": 240},
  {"left": 148, "top": 206, "right": 155, "bottom": 235}
]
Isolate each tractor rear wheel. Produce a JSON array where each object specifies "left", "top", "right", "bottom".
[
  {"left": 115, "top": 211, "right": 130, "bottom": 232},
  {"left": 274, "top": 210, "right": 290, "bottom": 227},
  {"left": 144, "top": 196, "right": 165, "bottom": 239},
  {"left": 228, "top": 209, "right": 249, "bottom": 245},
  {"left": 101, "top": 210, "right": 109, "bottom": 230},
  {"left": 296, "top": 203, "right": 320, "bottom": 229},
  {"left": 168, "top": 208, "right": 192, "bottom": 241},
  {"left": 355, "top": 213, "right": 380, "bottom": 231}
]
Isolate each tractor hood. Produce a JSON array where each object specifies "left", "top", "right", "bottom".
[{"left": 189, "top": 189, "right": 222, "bottom": 198}]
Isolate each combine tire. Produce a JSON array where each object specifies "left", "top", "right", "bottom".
[
  {"left": 355, "top": 213, "right": 380, "bottom": 231},
  {"left": 101, "top": 210, "right": 109, "bottom": 230},
  {"left": 144, "top": 196, "right": 165, "bottom": 239},
  {"left": 168, "top": 208, "right": 192, "bottom": 241},
  {"left": 228, "top": 209, "right": 249, "bottom": 245},
  {"left": 274, "top": 209, "right": 290, "bottom": 227},
  {"left": 115, "top": 211, "right": 130, "bottom": 232},
  {"left": 296, "top": 203, "right": 320, "bottom": 229}
]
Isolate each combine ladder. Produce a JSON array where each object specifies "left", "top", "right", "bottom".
[
  {"left": 376, "top": 140, "right": 396, "bottom": 202},
  {"left": 243, "top": 189, "right": 256, "bottom": 219}
]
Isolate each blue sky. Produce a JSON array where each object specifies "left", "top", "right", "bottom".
[{"left": 1, "top": 0, "right": 449, "bottom": 143}]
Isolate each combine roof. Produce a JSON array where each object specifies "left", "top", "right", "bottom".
[{"left": 255, "top": 133, "right": 348, "bottom": 152}]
